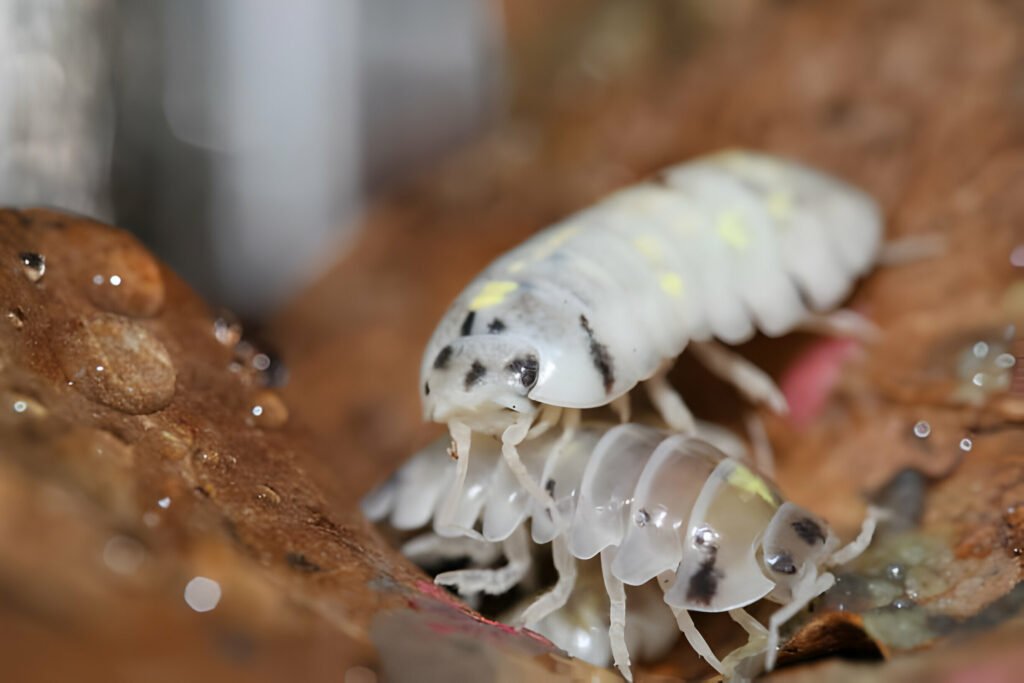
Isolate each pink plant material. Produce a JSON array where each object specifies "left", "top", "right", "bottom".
[{"left": 779, "top": 337, "right": 860, "bottom": 428}]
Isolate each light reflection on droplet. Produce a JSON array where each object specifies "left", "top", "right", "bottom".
[
  {"left": 103, "top": 535, "right": 145, "bottom": 575},
  {"left": 995, "top": 353, "right": 1016, "bottom": 369},
  {"left": 972, "top": 341, "right": 990, "bottom": 358},
  {"left": 157, "top": 496, "right": 171, "bottom": 509},
  {"left": 19, "top": 252, "right": 45, "bottom": 283},
  {"left": 251, "top": 405, "right": 264, "bottom": 417},
  {"left": 109, "top": 274, "right": 122, "bottom": 287},
  {"left": 184, "top": 576, "right": 222, "bottom": 612},
  {"left": 12, "top": 400, "right": 27, "bottom": 414},
  {"left": 913, "top": 421, "right": 931, "bottom": 438},
  {"left": 959, "top": 437, "right": 973, "bottom": 452},
  {"left": 971, "top": 372, "right": 985, "bottom": 387},
  {"left": 213, "top": 313, "right": 242, "bottom": 347}
]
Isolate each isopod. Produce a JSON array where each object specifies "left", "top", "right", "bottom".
[
  {"left": 363, "top": 421, "right": 877, "bottom": 680},
  {"left": 419, "top": 149, "right": 882, "bottom": 529}
]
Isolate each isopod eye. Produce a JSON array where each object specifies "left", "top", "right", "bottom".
[{"left": 505, "top": 355, "right": 539, "bottom": 389}]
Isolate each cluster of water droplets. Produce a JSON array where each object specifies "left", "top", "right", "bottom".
[
  {"left": 2, "top": 234, "right": 300, "bottom": 617},
  {"left": 953, "top": 329, "right": 1017, "bottom": 403}
]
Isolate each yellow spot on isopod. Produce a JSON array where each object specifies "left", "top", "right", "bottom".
[
  {"left": 727, "top": 463, "right": 779, "bottom": 508},
  {"left": 633, "top": 235, "right": 663, "bottom": 262},
  {"left": 716, "top": 210, "right": 750, "bottom": 249},
  {"left": 528, "top": 224, "right": 582, "bottom": 263},
  {"left": 469, "top": 281, "right": 519, "bottom": 310},
  {"left": 659, "top": 272, "right": 685, "bottom": 298},
  {"left": 767, "top": 190, "right": 794, "bottom": 220}
]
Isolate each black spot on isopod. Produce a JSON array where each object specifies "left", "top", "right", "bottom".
[
  {"left": 686, "top": 552, "right": 721, "bottom": 606},
  {"left": 460, "top": 311, "right": 476, "bottom": 336},
  {"left": 433, "top": 345, "right": 453, "bottom": 369},
  {"left": 423, "top": 381, "right": 431, "bottom": 396},
  {"left": 792, "top": 517, "right": 827, "bottom": 545},
  {"left": 464, "top": 360, "right": 487, "bottom": 390},
  {"left": 545, "top": 479, "right": 556, "bottom": 496},
  {"left": 766, "top": 551, "right": 797, "bottom": 575},
  {"left": 506, "top": 355, "right": 539, "bottom": 388},
  {"left": 579, "top": 315, "right": 615, "bottom": 393},
  {"left": 487, "top": 318, "right": 507, "bottom": 334}
]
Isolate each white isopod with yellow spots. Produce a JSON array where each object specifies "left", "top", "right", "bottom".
[
  {"left": 364, "top": 421, "right": 877, "bottom": 680},
  {"left": 419, "top": 149, "right": 882, "bottom": 534}
]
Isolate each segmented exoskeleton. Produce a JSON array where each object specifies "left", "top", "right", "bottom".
[
  {"left": 364, "top": 422, "right": 876, "bottom": 680},
  {"left": 419, "top": 150, "right": 882, "bottom": 533}
]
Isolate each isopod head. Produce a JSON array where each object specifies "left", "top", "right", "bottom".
[
  {"left": 421, "top": 334, "right": 542, "bottom": 435},
  {"left": 760, "top": 502, "right": 839, "bottom": 602}
]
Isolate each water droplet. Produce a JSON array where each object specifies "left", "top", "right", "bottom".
[
  {"left": 885, "top": 563, "right": 905, "bottom": 581},
  {"left": 6, "top": 307, "right": 25, "bottom": 329},
  {"left": 255, "top": 484, "right": 282, "bottom": 506},
  {"left": 142, "top": 511, "right": 160, "bottom": 527},
  {"left": 213, "top": 312, "right": 242, "bottom": 347},
  {"left": 972, "top": 341, "right": 990, "bottom": 358},
  {"left": 0, "top": 391, "right": 47, "bottom": 421},
  {"left": 184, "top": 576, "right": 222, "bottom": 612},
  {"left": 19, "top": 252, "right": 45, "bottom": 282},
  {"left": 959, "top": 437, "right": 973, "bottom": 452},
  {"left": 56, "top": 314, "right": 176, "bottom": 414},
  {"left": 995, "top": 353, "right": 1016, "bottom": 369},
  {"left": 157, "top": 496, "right": 171, "bottom": 509},
  {"left": 634, "top": 508, "right": 650, "bottom": 527},
  {"left": 85, "top": 241, "right": 165, "bottom": 317},
  {"left": 971, "top": 372, "right": 986, "bottom": 387},
  {"left": 252, "top": 353, "right": 271, "bottom": 372},
  {"left": 194, "top": 450, "right": 218, "bottom": 465},
  {"left": 247, "top": 390, "right": 289, "bottom": 428},
  {"left": 890, "top": 597, "right": 915, "bottom": 610},
  {"left": 103, "top": 535, "right": 145, "bottom": 575},
  {"left": 913, "top": 421, "right": 931, "bottom": 438}
]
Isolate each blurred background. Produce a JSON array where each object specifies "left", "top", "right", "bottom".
[{"left": 0, "top": 0, "right": 503, "bottom": 314}]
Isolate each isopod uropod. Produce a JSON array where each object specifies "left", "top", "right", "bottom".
[
  {"left": 418, "top": 149, "right": 882, "bottom": 531},
  {"left": 364, "top": 421, "right": 876, "bottom": 680}
]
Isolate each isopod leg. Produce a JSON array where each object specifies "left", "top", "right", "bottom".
[
  {"left": 600, "top": 548, "right": 633, "bottom": 682},
  {"left": 644, "top": 367, "right": 697, "bottom": 434},
  {"left": 744, "top": 412, "right": 775, "bottom": 479},
  {"left": 690, "top": 341, "right": 789, "bottom": 415},
  {"left": 829, "top": 505, "right": 883, "bottom": 567},
  {"left": 434, "top": 525, "right": 531, "bottom": 596},
  {"left": 527, "top": 404, "right": 563, "bottom": 440},
  {"left": 402, "top": 532, "right": 502, "bottom": 567},
  {"left": 519, "top": 535, "right": 578, "bottom": 627},
  {"left": 765, "top": 571, "right": 835, "bottom": 670},
  {"left": 877, "top": 232, "right": 947, "bottom": 266},
  {"left": 436, "top": 420, "right": 483, "bottom": 539},
  {"left": 502, "top": 414, "right": 559, "bottom": 523},
  {"left": 728, "top": 607, "right": 767, "bottom": 638},
  {"left": 798, "top": 309, "right": 881, "bottom": 342},
  {"left": 720, "top": 608, "right": 769, "bottom": 677},
  {"left": 671, "top": 605, "right": 724, "bottom": 674},
  {"left": 610, "top": 393, "right": 631, "bottom": 424}
]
